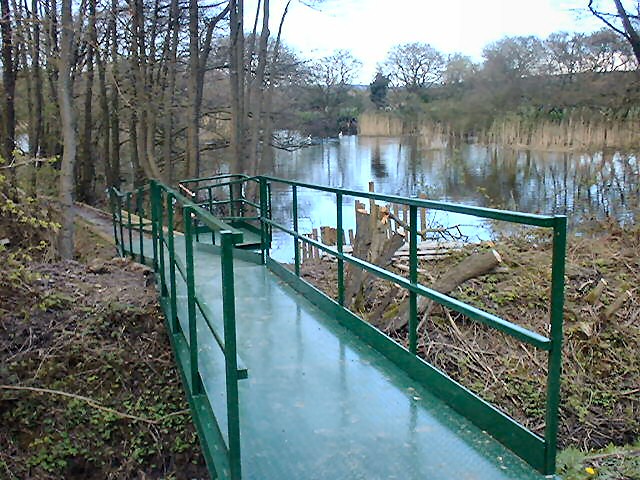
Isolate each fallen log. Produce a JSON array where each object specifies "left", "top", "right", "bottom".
[{"left": 378, "top": 249, "right": 502, "bottom": 332}]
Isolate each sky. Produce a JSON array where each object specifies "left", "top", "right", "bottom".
[{"left": 246, "top": 0, "right": 605, "bottom": 83}]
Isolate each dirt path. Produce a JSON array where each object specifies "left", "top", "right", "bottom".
[{"left": 73, "top": 202, "right": 116, "bottom": 242}]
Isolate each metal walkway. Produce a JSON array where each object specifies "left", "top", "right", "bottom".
[{"left": 110, "top": 175, "right": 566, "bottom": 480}]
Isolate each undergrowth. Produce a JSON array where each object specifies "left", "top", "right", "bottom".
[{"left": 0, "top": 171, "right": 207, "bottom": 479}]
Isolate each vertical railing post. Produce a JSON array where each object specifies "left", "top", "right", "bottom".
[
  {"left": 266, "top": 182, "right": 272, "bottom": 246},
  {"left": 192, "top": 191, "right": 200, "bottom": 243},
  {"left": 229, "top": 182, "right": 237, "bottom": 218},
  {"left": 259, "top": 177, "right": 268, "bottom": 263},
  {"left": 408, "top": 205, "right": 418, "bottom": 355},
  {"left": 336, "top": 192, "right": 345, "bottom": 306},
  {"left": 220, "top": 231, "right": 242, "bottom": 480},
  {"left": 136, "top": 187, "right": 145, "bottom": 264},
  {"left": 208, "top": 186, "right": 215, "bottom": 244},
  {"left": 157, "top": 187, "right": 167, "bottom": 296},
  {"left": 117, "top": 193, "right": 125, "bottom": 257},
  {"left": 184, "top": 206, "right": 202, "bottom": 395},
  {"left": 239, "top": 180, "right": 246, "bottom": 219},
  {"left": 150, "top": 181, "right": 159, "bottom": 272},
  {"left": 126, "top": 192, "right": 134, "bottom": 259},
  {"left": 292, "top": 185, "right": 300, "bottom": 276},
  {"left": 166, "top": 192, "right": 179, "bottom": 333},
  {"left": 544, "top": 215, "right": 567, "bottom": 475}
]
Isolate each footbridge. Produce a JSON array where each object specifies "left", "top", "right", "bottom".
[{"left": 109, "top": 174, "right": 566, "bottom": 480}]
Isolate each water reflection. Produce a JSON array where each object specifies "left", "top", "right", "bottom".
[{"left": 262, "top": 136, "right": 638, "bottom": 260}]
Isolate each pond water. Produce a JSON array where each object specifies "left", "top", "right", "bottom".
[{"left": 260, "top": 135, "right": 638, "bottom": 260}]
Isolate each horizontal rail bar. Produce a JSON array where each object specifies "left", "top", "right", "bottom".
[
  {"left": 220, "top": 216, "right": 261, "bottom": 222},
  {"left": 263, "top": 217, "right": 551, "bottom": 350},
  {"left": 260, "top": 176, "right": 557, "bottom": 227},
  {"left": 159, "top": 186, "right": 244, "bottom": 242},
  {"left": 194, "top": 198, "right": 260, "bottom": 210},
  {"left": 180, "top": 173, "right": 251, "bottom": 185},
  {"left": 194, "top": 294, "right": 248, "bottom": 380},
  {"left": 187, "top": 176, "right": 261, "bottom": 191}
]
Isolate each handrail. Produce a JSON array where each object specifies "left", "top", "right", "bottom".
[
  {"left": 109, "top": 173, "right": 566, "bottom": 478},
  {"left": 255, "top": 175, "right": 566, "bottom": 476},
  {"left": 262, "top": 217, "right": 551, "bottom": 349},
  {"left": 180, "top": 173, "right": 251, "bottom": 185},
  {"left": 109, "top": 180, "right": 245, "bottom": 480},
  {"left": 259, "top": 175, "right": 556, "bottom": 227}
]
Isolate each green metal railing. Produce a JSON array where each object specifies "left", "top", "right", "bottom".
[
  {"left": 113, "top": 174, "right": 566, "bottom": 477},
  {"left": 181, "top": 174, "right": 566, "bottom": 476},
  {"left": 179, "top": 174, "right": 264, "bottom": 236},
  {"left": 109, "top": 181, "right": 246, "bottom": 480}
]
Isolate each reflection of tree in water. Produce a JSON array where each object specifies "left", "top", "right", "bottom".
[
  {"left": 370, "top": 141, "right": 388, "bottom": 178},
  {"left": 266, "top": 138, "right": 638, "bottom": 234}
]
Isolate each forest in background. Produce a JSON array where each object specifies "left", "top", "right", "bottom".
[{"left": 1, "top": 2, "right": 639, "bottom": 213}]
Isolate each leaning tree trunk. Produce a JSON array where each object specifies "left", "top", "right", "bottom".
[
  {"left": 57, "top": 0, "right": 76, "bottom": 259},
  {"left": 384, "top": 249, "right": 502, "bottom": 332}
]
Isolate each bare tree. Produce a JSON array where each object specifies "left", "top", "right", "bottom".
[
  {"left": 77, "top": 0, "right": 97, "bottom": 202},
  {"left": 482, "top": 36, "right": 546, "bottom": 81},
  {"left": 186, "top": 1, "right": 229, "bottom": 178},
  {"left": 443, "top": 53, "right": 477, "bottom": 84},
  {"left": 543, "top": 32, "right": 587, "bottom": 78},
  {"left": 582, "top": 28, "right": 637, "bottom": 71},
  {"left": 589, "top": 0, "right": 640, "bottom": 66},
  {"left": 382, "top": 42, "right": 444, "bottom": 91}
]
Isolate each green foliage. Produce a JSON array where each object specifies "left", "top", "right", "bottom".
[
  {"left": 369, "top": 72, "right": 390, "bottom": 109},
  {"left": 558, "top": 443, "right": 640, "bottom": 480}
]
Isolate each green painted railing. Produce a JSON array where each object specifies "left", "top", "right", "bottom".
[
  {"left": 112, "top": 174, "right": 566, "bottom": 478},
  {"left": 109, "top": 182, "right": 246, "bottom": 480},
  {"left": 179, "top": 174, "right": 566, "bottom": 476}
]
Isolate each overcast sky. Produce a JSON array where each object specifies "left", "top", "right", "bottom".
[{"left": 246, "top": 0, "right": 604, "bottom": 83}]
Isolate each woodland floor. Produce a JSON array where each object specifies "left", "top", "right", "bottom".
[{"left": 0, "top": 211, "right": 208, "bottom": 479}]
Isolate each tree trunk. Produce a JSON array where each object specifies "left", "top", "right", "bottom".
[
  {"left": 163, "top": 0, "right": 179, "bottom": 183},
  {"left": 97, "top": 42, "right": 111, "bottom": 190},
  {"left": 246, "top": 0, "right": 269, "bottom": 174},
  {"left": 186, "top": 0, "right": 200, "bottom": 179},
  {"left": 44, "top": 0, "right": 60, "bottom": 157},
  {"left": 58, "top": 0, "right": 77, "bottom": 259},
  {"left": 108, "top": 0, "right": 120, "bottom": 188},
  {"left": 259, "top": 0, "right": 290, "bottom": 175},
  {"left": 613, "top": 0, "right": 640, "bottom": 66},
  {"left": 229, "top": 0, "right": 246, "bottom": 173},
  {"left": 29, "top": 0, "right": 43, "bottom": 194},
  {"left": 77, "top": 0, "right": 96, "bottom": 203},
  {"left": 1, "top": 0, "right": 16, "bottom": 168},
  {"left": 31, "top": 0, "right": 43, "bottom": 159}
]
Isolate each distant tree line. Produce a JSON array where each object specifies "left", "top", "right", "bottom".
[
  {"left": 370, "top": 28, "right": 639, "bottom": 107},
  {"left": 0, "top": 0, "right": 638, "bottom": 256}
]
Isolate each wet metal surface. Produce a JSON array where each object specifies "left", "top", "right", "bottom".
[{"left": 144, "top": 237, "right": 547, "bottom": 479}]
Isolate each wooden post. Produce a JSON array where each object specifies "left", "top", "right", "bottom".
[
  {"left": 368, "top": 181, "right": 375, "bottom": 216},
  {"left": 312, "top": 228, "right": 318, "bottom": 259},
  {"left": 419, "top": 193, "right": 427, "bottom": 233},
  {"left": 392, "top": 204, "right": 400, "bottom": 232}
]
